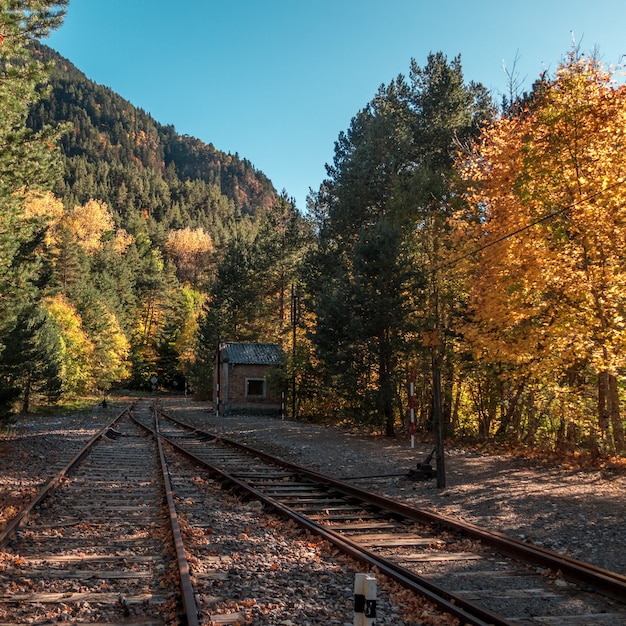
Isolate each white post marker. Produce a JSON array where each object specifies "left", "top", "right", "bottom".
[{"left": 353, "top": 573, "right": 377, "bottom": 625}]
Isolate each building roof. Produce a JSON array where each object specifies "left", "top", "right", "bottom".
[{"left": 219, "top": 342, "right": 282, "bottom": 365}]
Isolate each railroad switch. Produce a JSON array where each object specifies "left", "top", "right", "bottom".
[{"left": 407, "top": 448, "right": 436, "bottom": 481}]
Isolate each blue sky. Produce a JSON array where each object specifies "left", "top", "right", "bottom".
[{"left": 45, "top": 1, "right": 626, "bottom": 213}]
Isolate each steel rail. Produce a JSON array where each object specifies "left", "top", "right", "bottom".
[
  {"left": 129, "top": 405, "right": 200, "bottom": 626},
  {"left": 2, "top": 401, "right": 201, "bottom": 626},
  {"left": 153, "top": 413, "right": 512, "bottom": 626},
  {"left": 158, "top": 408, "right": 626, "bottom": 604},
  {"left": 0, "top": 405, "right": 130, "bottom": 548}
]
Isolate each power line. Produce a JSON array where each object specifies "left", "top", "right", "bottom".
[{"left": 434, "top": 177, "right": 626, "bottom": 272}]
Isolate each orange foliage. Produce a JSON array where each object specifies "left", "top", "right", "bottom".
[{"left": 458, "top": 53, "right": 626, "bottom": 379}]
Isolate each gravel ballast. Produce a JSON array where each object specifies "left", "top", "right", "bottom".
[
  {"left": 160, "top": 398, "right": 626, "bottom": 578},
  {"left": 1, "top": 397, "right": 625, "bottom": 625}
]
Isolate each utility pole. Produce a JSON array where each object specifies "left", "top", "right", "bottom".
[
  {"left": 432, "top": 343, "right": 445, "bottom": 489},
  {"left": 290, "top": 285, "right": 301, "bottom": 419},
  {"left": 428, "top": 236, "right": 446, "bottom": 489},
  {"left": 423, "top": 329, "right": 446, "bottom": 489}
]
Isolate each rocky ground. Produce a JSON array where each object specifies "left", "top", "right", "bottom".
[
  {"left": 0, "top": 397, "right": 625, "bottom": 625},
  {"left": 0, "top": 406, "right": 115, "bottom": 534},
  {"left": 160, "top": 397, "right": 626, "bottom": 577}
]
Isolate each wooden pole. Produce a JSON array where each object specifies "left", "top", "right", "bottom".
[{"left": 432, "top": 345, "right": 445, "bottom": 489}]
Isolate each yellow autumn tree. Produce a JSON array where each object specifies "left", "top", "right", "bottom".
[
  {"left": 65, "top": 199, "right": 115, "bottom": 254},
  {"left": 45, "top": 294, "right": 97, "bottom": 396},
  {"left": 458, "top": 51, "right": 626, "bottom": 452},
  {"left": 165, "top": 226, "right": 214, "bottom": 285},
  {"left": 90, "top": 306, "right": 131, "bottom": 390},
  {"left": 112, "top": 228, "right": 135, "bottom": 255},
  {"left": 23, "top": 191, "right": 64, "bottom": 240}
]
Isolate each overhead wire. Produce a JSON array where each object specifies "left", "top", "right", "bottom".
[{"left": 433, "top": 176, "right": 626, "bottom": 272}]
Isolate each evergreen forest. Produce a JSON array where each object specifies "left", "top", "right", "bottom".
[{"left": 2, "top": 1, "right": 625, "bottom": 459}]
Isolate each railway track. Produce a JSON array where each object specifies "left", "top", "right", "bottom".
[
  {"left": 2, "top": 401, "right": 394, "bottom": 625},
  {"left": 0, "top": 402, "right": 191, "bottom": 625},
  {"left": 2, "top": 398, "right": 625, "bottom": 624},
  {"left": 151, "top": 403, "right": 626, "bottom": 626}
]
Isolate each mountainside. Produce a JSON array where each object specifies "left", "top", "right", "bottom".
[{"left": 28, "top": 43, "right": 277, "bottom": 233}]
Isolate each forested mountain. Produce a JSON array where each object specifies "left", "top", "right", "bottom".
[
  {"left": 0, "top": 30, "right": 306, "bottom": 414},
  {"left": 28, "top": 43, "right": 277, "bottom": 235}
]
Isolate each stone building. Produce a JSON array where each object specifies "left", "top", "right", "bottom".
[{"left": 214, "top": 342, "right": 282, "bottom": 415}]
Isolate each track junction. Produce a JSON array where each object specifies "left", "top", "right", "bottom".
[{"left": 1, "top": 398, "right": 625, "bottom": 624}]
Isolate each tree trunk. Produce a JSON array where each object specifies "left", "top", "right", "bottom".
[
  {"left": 495, "top": 380, "right": 525, "bottom": 439},
  {"left": 381, "top": 364, "right": 395, "bottom": 437},
  {"left": 525, "top": 391, "right": 538, "bottom": 446},
  {"left": 419, "top": 386, "right": 431, "bottom": 431},
  {"left": 22, "top": 370, "right": 32, "bottom": 414},
  {"left": 441, "top": 354, "right": 454, "bottom": 435},
  {"left": 555, "top": 416, "right": 566, "bottom": 454},
  {"left": 378, "top": 334, "right": 395, "bottom": 437},
  {"left": 608, "top": 373, "right": 625, "bottom": 453},
  {"left": 598, "top": 371, "right": 611, "bottom": 445},
  {"left": 451, "top": 381, "right": 461, "bottom": 432}
]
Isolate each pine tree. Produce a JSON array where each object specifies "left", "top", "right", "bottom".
[
  {"left": 308, "top": 80, "right": 415, "bottom": 430},
  {"left": 404, "top": 53, "right": 496, "bottom": 434},
  {"left": 0, "top": 1, "right": 68, "bottom": 415},
  {"left": 0, "top": 304, "right": 63, "bottom": 415},
  {"left": 308, "top": 53, "right": 492, "bottom": 433},
  {"left": 253, "top": 193, "right": 311, "bottom": 336},
  {"left": 204, "top": 231, "right": 261, "bottom": 343},
  {"left": 348, "top": 219, "right": 411, "bottom": 434}
]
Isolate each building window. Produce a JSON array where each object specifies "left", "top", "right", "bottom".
[{"left": 246, "top": 378, "right": 265, "bottom": 397}]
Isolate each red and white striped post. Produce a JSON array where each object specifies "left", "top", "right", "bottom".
[
  {"left": 353, "top": 573, "right": 376, "bottom": 625},
  {"left": 409, "top": 369, "right": 415, "bottom": 449},
  {"left": 215, "top": 338, "right": 221, "bottom": 418}
]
